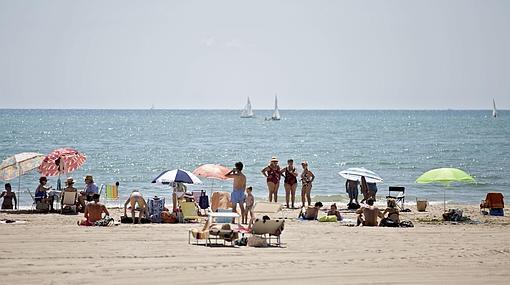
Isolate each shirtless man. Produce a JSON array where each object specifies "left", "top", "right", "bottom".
[
  {"left": 356, "top": 198, "right": 383, "bottom": 226},
  {"left": 225, "top": 162, "right": 246, "bottom": 224},
  {"left": 79, "top": 194, "right": 109, "bottom": 226},
  {"left": 124, "top": 190, "right": 149, "bottom": 224}
]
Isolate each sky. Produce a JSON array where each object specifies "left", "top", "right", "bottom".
[{"left": 0, "top": 0, "right": 509, "bottom": 110}]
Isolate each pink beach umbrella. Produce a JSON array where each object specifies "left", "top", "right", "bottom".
[
  {"left": 192, "top": 164, "right": 231, "bottom": 180},
  {"left": 39, "top": 148, "right": 87, "bottom": 177}
]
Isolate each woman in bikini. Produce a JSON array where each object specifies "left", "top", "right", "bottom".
[
  {"left": 0, "top": 183, "right": 17, "bottom": 210},
  {"left": 300, "top": 161, "right": 315, "bottom": 208},
  {"left": 281, "top": 159, "right": 298, "bottom": 208},
  {"left": 261, "top": 156, "right": 281, "bottom": 203}
]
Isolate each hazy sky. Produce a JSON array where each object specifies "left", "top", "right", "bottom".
[{"left": 0, "top": 0, "right": 509, "bottom": 109}]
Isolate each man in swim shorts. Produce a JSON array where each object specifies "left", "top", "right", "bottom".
[
  {"left": 124, "top": 190, "right": 149, "bottom": 224},
  {"left": 225, "top": 162, "right": 246, "bottom": 224}
]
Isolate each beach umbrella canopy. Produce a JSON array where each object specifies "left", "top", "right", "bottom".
[
  {"left": 39, "top": 148, "right": 87, "bottom": 177},
  {"left": 338, "top": 167, "right": 383, "bottom": 183},
  {"left": 152, "top": 169, "right": 202, "bottom": 185},
  {"left": 0, "top": 152, "right": 45, "bottom": 181},
  {"left": 192, "top": 164, "right": 231, "bottom": 180},
  {"left": 416, "top": 167, "right": 476, "bottom": 211}
]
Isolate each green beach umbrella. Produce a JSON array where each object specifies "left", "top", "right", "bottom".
[{"left": 416, "top": 168, "right": 476, "bottom": 211}]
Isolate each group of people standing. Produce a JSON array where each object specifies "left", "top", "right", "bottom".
[
  {"left": 345, "top": 176, "right": 378, "bottom": 207},
  {"left": 261, "top": 156, "right": 315, "bottom": 209}
]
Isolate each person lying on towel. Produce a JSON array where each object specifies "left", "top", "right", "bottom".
[
  {"left": 78, "top": 194, "right": 110, "bottom": 226},
  {"left": 356, "top": 198, "right": 383, "bottom": 226}
]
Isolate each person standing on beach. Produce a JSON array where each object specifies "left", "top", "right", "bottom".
[
  {"left": 261, "top": 156, "right": 281, "bottom": 203},
  {"left": 360, "top": 176, "right": 370, "bottom": 203},
  {"left": 0, "top": 183, "right": 17, "bottom": 210},
  {"left": 281, "top": 159, "right": 298, "bottom": 208},
  {"left": 300, "top": 161, "right": 315, "bottom": 208},
  {"left": 225, "top": 162, "right": 246, "bottom": 224},
  {"left": 346, "top": 179, "right": 359, "bottom": 206}
]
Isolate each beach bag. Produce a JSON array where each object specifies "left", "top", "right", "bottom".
[
  {"left": 247, "top": 236, "right": 268, "bottom": 248},
  {"left": 380, "top": 218, "right": 399, "bottom": 227},
  {"left": 161, "top": 211, "right": 178, "bottom": 223},
  {"left": 318, "top": 215, "right": 338, "bottom": 222},
  {"left": 94, "top": 216, "right": 114, "bottom": 227},
  {"left": 399, "top": 220, "right": 414, "bottom": 228},
  {"left": 199, "top": 191, "right": 210, "bottom": 209},
  {"left": 347, "top": 202, "right": 360, "bottom": 210}
]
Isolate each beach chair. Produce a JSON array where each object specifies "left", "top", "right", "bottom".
[
  {"left": 60, "top": 190, "right": 78, "bottom": 214},
  {"left": 148, "top": 197, "right": 165, "bottom": 223},
  {"left": 180, "top": 201, "right": 200, "bottom": 223},
  {"left": 188, "top": 228, "right": 210, "bottom": 246},
  {"left": 26, "top": 188, "right": 36, "bottom": 210},
  {"left": 480, "top": 193, "right": 505, "bottom": 216},
  {"left": 251, "top": 218, "right": 285, "bottom": 247},
  {"left": 386, "top": 186, "right": 406, "bottom": 210},
  {"left": 102, "top": 184, "right": 119, "bottom": 200}
]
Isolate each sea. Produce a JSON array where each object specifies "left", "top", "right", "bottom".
[{"left": 1, "top": 109, "right": 508, "bottom": 208}]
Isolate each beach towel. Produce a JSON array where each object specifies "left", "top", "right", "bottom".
[
  {"left": 318, "top": 215, "right": 338, "bottom": 222},
  {"left": 148, "top": 197, "right": 165, "bottom": 223}
]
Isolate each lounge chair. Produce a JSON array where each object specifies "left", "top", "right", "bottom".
[
  {"left": 60, "top": 190, "right": 78, "bottom": 214},
  {"left": 26, "top": 188, "right": 36, "bottom": 211},
  {"left": 480, "top": 193, "right": 505, "bottom": 216},
  {"left": 180, "top": 201, "right": 200, "bottom": 223},
  {"left": 188, "top": 228, "right": 210, "bottom": 246},
  {"left": 208, "top": 224, "right": 239, "bottom": 246},
  {"left": 148, "top": 197, "right": 165, "bottom": 223},
  {"left": 251, "top": 218, "right": 285, "bottom": 247}
]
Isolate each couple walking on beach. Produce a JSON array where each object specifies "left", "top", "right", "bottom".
[{"left": 261, "top": 156, "right": 315, "bottom": 209}]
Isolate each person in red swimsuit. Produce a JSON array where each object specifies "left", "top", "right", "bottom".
[
  {"left": 281, "top": 159, "right": 298, "bottom": 208},
  {"left": 261, "top": 156, "right": 281, "bottom": 203}
]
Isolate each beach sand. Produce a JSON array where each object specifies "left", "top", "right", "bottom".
[{"left": 1, "top": 203, "right": 510, "bottom": 285}]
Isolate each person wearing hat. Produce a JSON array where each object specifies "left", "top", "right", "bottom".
[
  {"left": 300, "top": 161, "right": 315, "bottom": 208},
  {"left": 61, "top": 177, "right": 78, "bottom": 212},
  {"left": 78, "top": 175, "right": 99, "bottom": 210},
  {"left": 34, "top": 176, "right": 52, "bottom": 211},
  {"left": 261, "top": 156, "right": 281, "bottom": 203}
]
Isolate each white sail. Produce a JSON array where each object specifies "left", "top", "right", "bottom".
[
  {"left": 241, "top": 97, "right": 254, "bottom": 118},
  {"left": 271, "top": 95, "right": 281, "bottom": 120},
  {"left": 493, "top": 99, "right": 497, "bottom": 118}
]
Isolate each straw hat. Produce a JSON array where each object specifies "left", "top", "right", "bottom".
[
  {"left": 301, "top": 160, "right": 308, "bottom": 166},
  {"left": 66, "top": 177, "right": 74, "bottom": 185},
  {"left": 270, "top": 156, "right": 278, "bottom": 162}
]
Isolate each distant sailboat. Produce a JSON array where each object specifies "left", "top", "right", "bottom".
[
  {"left": 241, "top": 97, "right": 254, "bottom": 118},
  {"left": 271, "top": 95, "right": 281, "bottom": 121},
  {"left": 492, "top": 99, "right": 497, "bottom": 118}
]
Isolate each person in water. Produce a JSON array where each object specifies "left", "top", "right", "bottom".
[
  {"left": 0, "top": 183, "right": 17, "bottom": 210},
  {"left": 261, "top": 156, "right": 281, "bottom": 203},
  {"left": 281, "top": 159, "right": 298, "bottom": 208},
  {"left": 225, "top": 162, "right": 246, "bottom": 224},
  {"left": 300, "top": 161, "right": 315, "bottom": 208},
  {"left": 124, "top": 190, "right": 149, "bottom": 224},
  {"left": 79, "top": 194, "right": 109, "bottom": 226}
]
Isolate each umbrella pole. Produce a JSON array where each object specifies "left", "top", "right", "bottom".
[
  {"left": 17, "top": 172, "right": 21, "bottom": 211},
  {"left": 443, "top": 188, "right": 446, "bottom": 212}
]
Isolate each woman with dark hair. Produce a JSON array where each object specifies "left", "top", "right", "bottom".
[
  {"left": 0, "top": 183, "right": 17, "bottom": 210},
  {"left": 281, "top": 159, "right": 298, "bottom": 208},
  {"left": 35, "top": 176, "right": 53, "bottom": 210}
]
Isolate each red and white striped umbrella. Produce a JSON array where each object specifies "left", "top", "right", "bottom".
[{"left": 39, "top": 148, "right": 87, "bottom": 176}]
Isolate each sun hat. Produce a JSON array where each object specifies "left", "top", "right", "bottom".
[
  {"left": 66, "top": 177, "right": 74, "bottom": 185},
  {"left": 301, "top": 160, "right": 308, "bottom": 165},
  {"left": 270, "top": 156, "right": 278, "bottom": 162}
]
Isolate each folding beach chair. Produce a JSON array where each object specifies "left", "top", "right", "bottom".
[
  {"left": 60, "top": 190, "right": 78, "bottom": 214},
  {"left": 386, "top": 186, "right": 406, "bottom": 210},
  {"left": 180, "top": 201, "right": 200, "bottom": 223},
  {"left": 26, "top": 188, "right": 36, "bottom": 210},
  {"left": 148, "top": 197, "right": 165, "bottom": 223},
  {"left": 251, "top": 218, "right": 285, "bottom": 247},
  {"left": 480, "top": 193, "right": 505, "bottom": 216}
]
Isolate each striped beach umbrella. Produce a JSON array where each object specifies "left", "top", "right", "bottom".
[
  {"left": 152, "top": 169, "right": 202, "bottom": 185},
  {"left": 338, "top": 167, "right": 383, "bottom": 183},
  {"left": 39, "top": 148, "right": 87, "bottom": 177}
]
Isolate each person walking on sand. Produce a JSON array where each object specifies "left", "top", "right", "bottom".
[
  {"left": 79, "top": 194, "right": 109, "bottom": 226},
  {"left": 300, "top": 161, "right": 315, "bottom": 208},
  {"left": 225, "top": 162, "right": 246, "bottom": 224},
  {"left": 124, "top": 190, "right": 149, "bottom": 224},
  {"left": 281, "top": 159, "right": 298, "bottom": 208},
  {"left": 261, "top": 156, "right": 281, "bottom": 203},
  {"left": 0, "top": 183, "right": 17, "bottom": 210}
]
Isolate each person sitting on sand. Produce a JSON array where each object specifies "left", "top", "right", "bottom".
[
  {"left": 79, "top": 194, "right": 109, "bottom": 226},
  {"left": 124, "top": 190, "right": 149, "bottom": 224},
  {"left": 327, "top": 203, "right": 342, "bottom": 221},
  {"left": 299, "top": 201, "right": 323, "bottom": 220},
  {"left": 78, "top": 175, "right": 99, "bottom": 210},
  {"left": 225, "top": 162, "right": 246, "bottom": 224},
  {"left": 381, "top": 198, "right": 400, "bottom": 225},
  {"left": 244, "top": 186, "right": 255, "bottom": 226},
  {"left": 356, "top": 198, "right": 383, "bottom": 226},
  {"left": 35, "top": 176, "right": 53, "bottom": 209},
  {"left": 0, "top": 183, "right": 17, "bottom": 210}
]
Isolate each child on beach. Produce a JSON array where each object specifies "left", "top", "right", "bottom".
[
  {"left": 299, "top": 201, "right": 323, "bottom": 220},
  {"left": 327, "top": 203, "right": 343, "bottom": 221},
  {"left": 244, "top": 186, "right": 255, "bottom": 225}
]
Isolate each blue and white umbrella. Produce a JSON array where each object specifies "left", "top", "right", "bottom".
[
  {"left": 151, "top": 169, "right": 202, "bottom": 185},
  {"left": 338, "top": 167, "right": 383, "bottom": 183}
]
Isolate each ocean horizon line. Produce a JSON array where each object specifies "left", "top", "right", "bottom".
[{"left": 0, "top": 108, "right": 506, "bottom": 111}]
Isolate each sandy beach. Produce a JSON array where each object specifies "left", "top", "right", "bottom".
[{"left": 1, "top": 203, "right": 509, "bottom": 285}]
